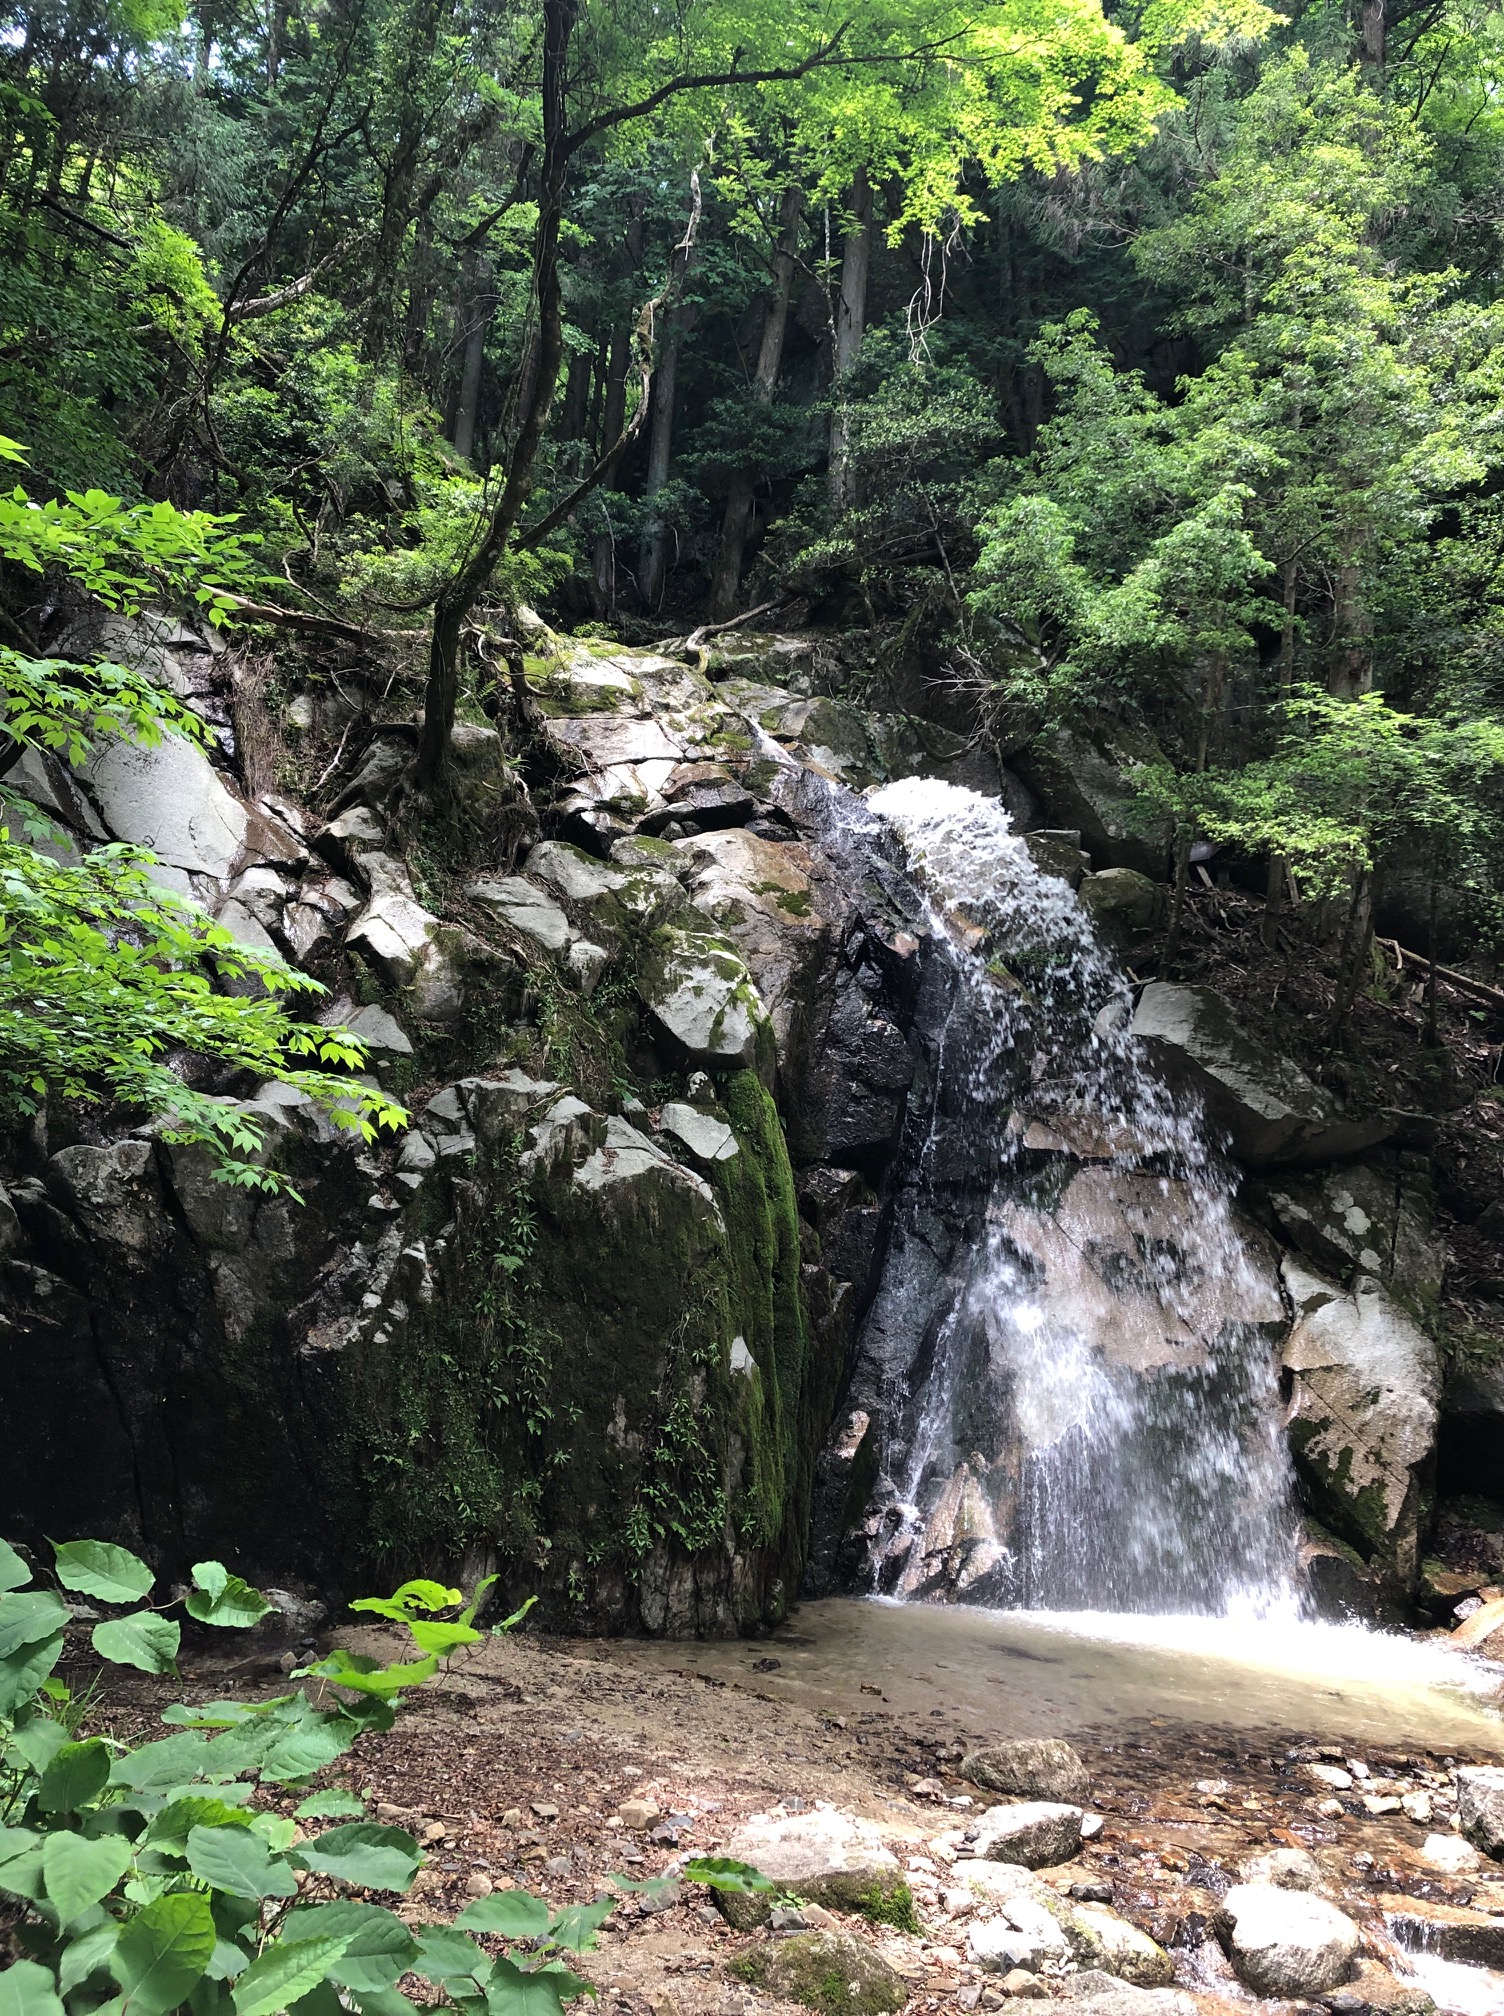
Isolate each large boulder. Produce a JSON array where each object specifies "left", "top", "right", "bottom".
[
  {"left": 1072, "top": 1908, "right": 1175, "bottom": 1988},
  {"left": 1060, "top": 1975, "right": 1195, "bottom": 2016},
  {"left": 1013, "top": 726, "right": 1172, "bottom": 878},
  {"left": 716, "top": 1809, "right": 905, "bottom": 1927},
  {"left": 730, "top": 1929, "right": 906, "bottom": 2016},
  {"left": 1282, "top": 1258, "right": 1440, "bottom": 1590},
  {"left": 1456, "top": 1767, "right": 1504, "bottom": 1858},
  {"left": 635, "top": 925, "right": 771, "bottom": 1069},
  {"left": 972, "top": 1801, "right": 1083, "bottom": 1869},
  {"left": 1077, "top": 869, "right": 1164, "bottom": 957},
  {"left": 963, "top": 1739, "right": 1090, "bottom": 1803},
  {"left": 1262, "top": 1161, "right": 1441, "bottom": 1321},
  {"left": 1438, "top": 1361, "right": 1504, "bottom": 1498},
  {"left": 1218, "top": 1884, "right": 1359, "bottom": 1997},
  {"left": 83, "top": 728, "right": 301, "bottom": 879},
  {"left": 1131, "top": 983, "right": 1392, "bottom": 1166},
  {"left": 956, "top": 1862, "right": 1073, "bottom": 1972}
]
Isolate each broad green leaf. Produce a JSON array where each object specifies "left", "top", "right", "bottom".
[
  {"left": 345, "top": 1991, "right": 424, "bottom": 2016},
  {"left": 111, "top": 1891, "right": 216, "bottom": 2015},
  {"left": 0, "top": 1631, "right": 64, "bottom": 1716},
  {"left": 299, "top": 1649, "right": 439, "bottom": 1700},
  {"left": 456, "top": 1891, "right": 552, "bottom": 1940},
  {"left": 42, "top": 1831, "right": 132, "bottom": 1922},
  {"left": 190, "top": 1562, "right": 228, "bottom": 1603},
  {"left": 282, "top": 1903, "right": 419, "bottom": 1991},
  {"left": 483, "top": 1955, "right": 578, "bottom": 2016},
  {"left": 0, "top": 1960, "right": 64, "bottom": 2016},
  {"left": 109, "top": 1732, "right": 212, "bottom": 1790},
  {"left": 186, "top": 1823, "right": 298, "bottom": 1900},
  {"left": 163, "top": 1697, "right": 292, "bottom": 1729},
  {"left": 0, "top": 1537, "right": 31, "bottom": 1590},
  {"left": 405, "top": 1618, "right": 482, "bottom": 1656},
  {"left": 251, "top": 1813, "right": 298, "bottom": 1853},
  {"left": 0, "top": 1590, "right": 69, "bottom": 1658},
  {"left": 256, "top": 1709, "right": 363, "bottom": 1783},
  {"left": 206, "top": 1939, "right": 252, "bottom": 1982},
  {"left": 53, "top": 1540, "right": 154, "bottom": 1605},
  {"left": 232, "top": 1936, "right": 354, "bottom": 2016},
  {"left": 92, "top": 1611, "right": 180, "bottom": 1674},
  {"left": 294, "top": 1791, "right": 364, "bottom": 1820},
  {"left": 349, "top": 1581, "right": 459, "bottom": 1621},
  {"left": 39, "top": 1736, "right": 112, "bottom": 1813},
  {"left": 680, "top": 1855, "right": 774, "bottom": 1894},
  {"left": 145, "top": 1796, "right": 256, "bottom": 1852},
  {"left": 0, "top": 1825, "right": 45, "bottom": 1901},
  {"left": 412, "top": 1926, "right": 490, "bottom": 1986},
  {"left": 284, "top": 1986, "right": 342, "bottom": 2016},
  {"left": 185, "top": 1573, "right": 271, "bottom": 1630},
  {"left": 60, "top": 1922, "right": 121, "bottom": 1995},
  {"left": 8, "top": 1714, "right": 69, "bottom": 1775},
  {"left": 294, "top": 1823, "right": 420, "bottom": 1893},
  {"left": 547, "top": 1900, "right": 615, "bottom": 1953}
]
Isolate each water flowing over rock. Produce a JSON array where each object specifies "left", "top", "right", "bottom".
[{"left": 824, "top": 778, "right": 1299, "bottom": 1614}]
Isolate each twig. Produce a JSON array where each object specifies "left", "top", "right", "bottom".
[
  {"left": 664, "top": 599, "right": 788, "bottom": 653},
  {"left": 1378, "top": 937, "right": 1504, "bottom": 1014},
  {"left": 312, "top": 719, "right": 354, "bottom": 793}
]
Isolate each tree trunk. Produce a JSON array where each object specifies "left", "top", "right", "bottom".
[
  {"left": 1425, "top": 865, "right": 1440, "bottom": 1047},
  {"left": 451, "top": 254, "right": 491, "bottom": 464},
  {"left": 1360, "top": 0, "right": 1386, "bottom": 78},
  {"left": 363, "top": 0, "right": 447, "bottom": 361},
  {"left": 1328, "top": 869, "right": 1373, "bottom": 1039},
  {"left": 709, "top": 184, "right": 802, "bottom": 621},
  {"left": 590, "top": 317, "right": 632, "bottom": 614},
  {"left": 827, "top": 166, "right": 871, "bottom": 518},
  {"left": 417, "top": 0, "right": 572, "bottom": 789},
  {"left": 1328, "top": 527, "right": 1372, "bottom": 699},
  {"left": 1164, "top": 825, "right": 1193, "bottom": 973},
  {"left": 638, "top": 301, "right": 694, "bottom": 609},
  {"left": 1262, "top": 557, "right": 1300, "bottom": 948}
]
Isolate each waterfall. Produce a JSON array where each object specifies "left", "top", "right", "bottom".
[{"left": 839, "top": 776, "right": 1299, "bottom": 1618}]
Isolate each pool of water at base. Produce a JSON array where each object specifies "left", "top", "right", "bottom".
[{"left": 601, "top": 1596, "right": 1504, "bottom": 1751}]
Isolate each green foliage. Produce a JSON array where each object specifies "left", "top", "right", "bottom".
[{"left": 0, "top": 1541, "right": 621, "bottom": 2016}]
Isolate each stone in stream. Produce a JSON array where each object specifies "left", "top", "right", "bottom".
[
  {"left": 1455, "top": 1766, "right": 1504, "bottom": 1857},
  {"left": 1218, "top": 1881, "right": 1360, "bottom": 1997},
  {"left": 729, "top": 1928, "right": 907, "bottom": 2016},
  {"left": 1071, "top": 1906, "right": 1175, "bottom": 1987},
  {"left": 715, "top": 1809, "right": 908, "bottom": 1928},
  {"left": 963, "top": 1739, "right": 1090, "bottom": 1803},
  {"left": 1237, "top": 1845, "right": 1322, "bottom": 1890},
  {"left": 1059, "top": 1972, "right": 1195, "bottom": 2016},
  {"left": 971, "top": 1802, "right": 1084, "bottom": 1869}
]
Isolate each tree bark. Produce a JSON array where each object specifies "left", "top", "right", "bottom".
[
  {"left": 1328, "top": 527, "right": 1372, "bottom": 699},
  {"left": 1360, "top": 0, "right": 1386, "bottom": 78},
  {"left": 827, "top": 167, "right": 871, "bottom": 518},
  {"left": 451, "top": 253, "right": 491, "bottom": 464},
  {"left": 417, "top": 0, "right": 572, "bottom": 789},
  {"left": 709, "top": 184, "right": 802, "bottom": 622},
  {"left": 1262, "top": 556, "right": 1300, "bottom": 948},
  {"left": 590, "top": 317, "right": 633, "bottom": 614},
  {"left": 638, "top": 300, "right": 694, "bottom": 609}
]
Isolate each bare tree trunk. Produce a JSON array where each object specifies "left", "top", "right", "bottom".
[
  {"left": 1328, "top": 527, "right": 1372, "bottom": 699},
  {"left": 709, "top": 184, "right": 802, "bottom": 622},
  {"left": 1263, "top": 557, "right": 1300, "bottom": 948},
  {"left": 1164, "top": 826, "right": 1193, "bottom": 973},
  {"left": 827, "top": 166, "right": 871, "bottom": 519},
  {"left": 417, "top": 0, "right": 572, "bottom": 789},
  {"left": 1360, "top": 0, "right": 1386, "bottom": 78},
  {"left": 1327, "top": 869, "right": 1373, "bottom": 1040},
  {"left": 1425, "top": 865, "right": 1440, "bottom": 1047},
  {"left": 590, "top": 317, "right": 632, "bottom": 614},
  {"left": 451, "top": 254, "right": 491, "bottom": 463},
  {"left": 638, "top": 300, "right": 694, "bottom": 609}
]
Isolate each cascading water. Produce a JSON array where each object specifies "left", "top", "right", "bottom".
[{"left": 831, "top": 775, "right": 1300, "bottom": 1617}]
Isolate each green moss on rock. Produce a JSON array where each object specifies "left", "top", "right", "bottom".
[{"left": 730, "top": 1932, "right": 907, "bottom": 2016}]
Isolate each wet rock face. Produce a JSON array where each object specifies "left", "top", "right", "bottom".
[
  {"left": 1456, "top": 1766, "right": 1504, "bottom": 1857},
  {"left": 1282, "top": 1257, "right": 1441, "bottom": 1591},
  {"left": 1130, "top": 983, "right": 1393, "bottom": 1166},
  {"left": 1013, "top": 726, "right": 1173, "bottom": 880}
]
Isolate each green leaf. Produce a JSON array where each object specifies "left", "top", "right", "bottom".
[
  {"left": 345, "top": 1991, "right": 424, "bottom": 2016},
  {"left": 546, "top": 1900, "right": 614, "bottom": 1953},
  {"left": 483, "top": 1955, "right": 579, "bottom": 2016},
  {"left": 456, "top": 1891, "right": 552, "bottom": 1940},
  {"left": 0, "top": 1960, "right": 64, "bottom": 2016},
  {"left": 0, "top": 1589, "right": 69, "bottom": 1658},
  {"left": 0, "top": 1537, "right": 31, "bottom": 1590},
  {"left": 256, "top": 1709, "right": 364, "bottom": 1783},
  {"left": 186, "top": 1823, "right": 298, "bottom": 1901},
  {"left": 38, "top": 1736, "right": 112, "bottom": 1813},
  {"left": 282, "top": 1903, "right": 419, "bottom": 1991},
  {"left": 0, "top": 1826, "right": 45, "bottom": 1902},
  {"left": 232, "top": 1936, "right": 355, "bottom": 2016},
  {"left": 294, "top": 1823, "right": 420, "bottom": 1893},
  {"left": 109, "top": 1731, "right": 212, "bottom": 1790},
  {"left": 294, "top": 1791, "right": 364, "bottom": 1820},
  {"left": 42, "top": 1831, "right": 132, "bottom": 1922},
  {"left": 8, "top": 1714, "right": 70, "bottom": 1775},
  {"left": 0, "top": 1631, "right": 64, "bottom": 1716},
  {"left": 53, "top": 1540, "right": 154, "bottom": 1605},
  {"left": 111, "top": 1891, "right": 216, "bottom": 2015},
  {"left": 412, "top": 1927, "right": 490, "bottom": 1987},
  {"left": 680, "top": 1856, "right": 774, "bottom": 1894},
  {"left": 190, "top": 1562, "right": 228, "bottom": 1603},
  {"left": 185, "top": 1571, "right": 271, "bottom": 1630},
  {"left": 206, "top": 1939, "right": 252, "bottom": 1983},
  {"left": 60, "top": 1921, "right": 121, "bottom": 1995},
  {"left": 145, "top": 1796, "right": 256, "bottom": 1852},
  {"left": 92, "top": 1611, "right": 180, "bottom": 1674}
]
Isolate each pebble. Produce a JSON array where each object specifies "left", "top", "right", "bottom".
[
  {"left": 1001, "top": 1970, "right": 1045, "bottom": 1999},
  {"left": 424, "top": 1821, "right": 447, "bottom": 1842},
  {"left": 464, "top": 1874, "right": 495, "bottom": 1898},
  {"left": 1362, "top": 1794, "right": 1403, "bottom": 1817},
  {"left": 545, "top": 1855, "right": 572, "bottom": 1877},
  {"left": 1081, "top": 1814, "right": 1105, "bottom": 1841},
  {"left": 532, "top": 1801, "right": 560, "bottom": 1821},
  {"left": 1402, "top": 1792, "right": 1433, "bottom": 1824},
  {"left": 500, "top": 1807, "right": 525, "bottom": 1828},
  {"left": 1314, "top": 1798, "right": 1345, "bottom": 1818},
  {"left": 1306, "top": 1764, "right": 1354, "bottom": 1791},
  {"left": 620, "top": 1798, "right": 662, "bottom": 1829}
]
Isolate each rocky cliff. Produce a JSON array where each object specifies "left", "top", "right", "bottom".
[{"left": 0, "top": 613, "right": 1495, "bottom": 1633}]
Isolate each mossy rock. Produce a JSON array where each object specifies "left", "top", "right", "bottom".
[
  {"left": 718, "top": 1871, "right": 917, "bottom": 1934},
  {"left": 730, "top": 1930, "right": 907, "bottom": 2016}
]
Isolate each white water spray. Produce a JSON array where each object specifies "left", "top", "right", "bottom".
[{"left": 851, "top": 777, "right": 1300, "bottom": 1616}]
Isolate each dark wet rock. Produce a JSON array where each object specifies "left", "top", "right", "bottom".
[
  {"left": 1013, "top": 726, "right": 1172, "bottom": 878},
  {"left": 1077, "top": 868, "right": 1165, "bottom": 955},
  {"left": 963, "top": 1740, "right": 1090, "bottom": 1803},
  {"left": 971, "top": 1801, "right": 1084, "bottom": 1869}
]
